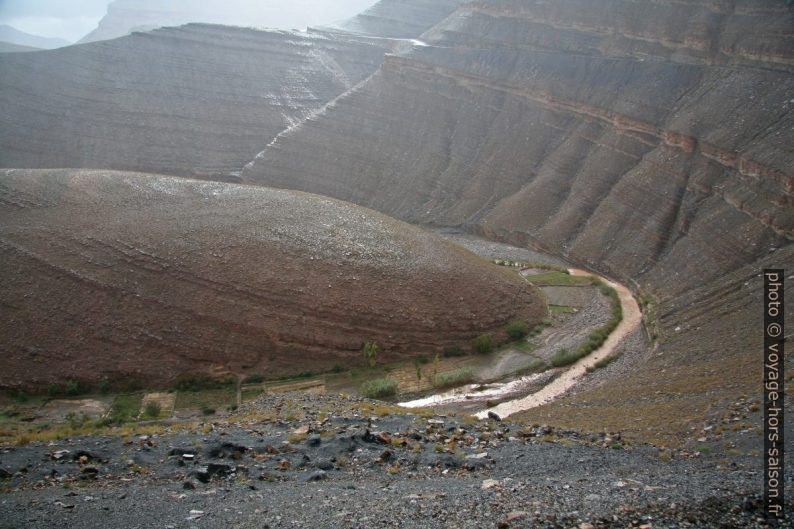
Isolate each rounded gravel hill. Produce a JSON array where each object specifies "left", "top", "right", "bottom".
[{"left": 0, "top": 169, "right": 545, "bottom": 388}]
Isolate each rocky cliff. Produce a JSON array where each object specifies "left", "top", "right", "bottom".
[
  {"left": 0, "top": 169, "right": 545, "bottom": 389},
  {"left": 242, "top": 0, "right": 794, "bottom": 439},
  {"left": 244, "top": 0, "right": 793, "bottom": 297},
  {"left": 330, "top": 0, "right": 466, "bottom": 38},
  {"left": 0, "top": 24, "right": 390, "bottom": 181}
]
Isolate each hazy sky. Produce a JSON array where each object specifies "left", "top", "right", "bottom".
[
  {"left": 0, "top": 0, "right": 112, "bottom": 42},
  {"left": 0, "top": 0, "right": 378, "bottom": 43}
]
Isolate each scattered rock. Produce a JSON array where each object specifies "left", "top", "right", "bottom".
[
  {"left": 292, "top": 425, "right": 310, "bottom": 436},
  {"left": 168, "top": 447, "right": 195, "bottom": 457},
  {"left": 207, "top": 442, "right": 247, "bottom": 459},
  {"left": 51, "top": 450, "right": 70, "bottom": 461},
  {"left": 192, "top": 463, "right": 231, "bottom": 483},
  {"left": 315, "top": 459, "right": 334, "bottom": 471},
  {"left": 481, "top": 479, "right": 501, "bottom": 490},
  {"left": 487, "top": 411, "right": 502, "bottom": 422},
  {"left": 303, "top": 470, "right": 327, "bottom": 482}
]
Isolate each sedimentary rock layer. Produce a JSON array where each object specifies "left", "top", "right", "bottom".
[
  {"left": 242, "top": 0, "right": 793, "bottom": 440},
  {"left": 0, "top": 169, "right": 545, "bottom": 388},
  {"left": 0, "top": 24, "right": 390, "bottom": 180},
  {"left": 244, "top": 0, "right": 794, "bottom": 300},
  {"left": 331, "top": 0, "right": 467, "bottom": 38}
]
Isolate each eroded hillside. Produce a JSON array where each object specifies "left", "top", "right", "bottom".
[
  {"left": 242, "top": 0, "right": 794, "bottom": 441},
  {"left": 0, "top": 169, "right": 545, "bottom": 389}
]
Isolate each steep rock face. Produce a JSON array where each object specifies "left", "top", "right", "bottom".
[
  {"left": 79, "top": 0, "right": 378, "bottom": 43},
  {"left": 0, "top": 24, "right": 391, "bottom": 180},
  {"left": 0, "top": 169, "right": 545, "bottom": 389},
  {"left": 244, "top": 0, "right": 793, "bottom": 299},
  {"left": 242, "top": 0, "right": 793, "bottom": 440},
  {"left": 331, "top": 0, "right": 467, "bottom": 38},
  {"left": 428, "top": 0, "right": 794, "bottom": 71}
]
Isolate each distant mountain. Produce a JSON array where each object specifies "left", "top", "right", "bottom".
[
  {"left": 0, "top": 24, "right": 392, "bottom": 180},
  {"left": 0, "top": 25, "right": 70, "bottom": 49},
  {"left": 79, "top": 0, "right": 378, "bottom": 43},
  {"left": 0, "top": 40, "right": 41, "bottom": 53}
]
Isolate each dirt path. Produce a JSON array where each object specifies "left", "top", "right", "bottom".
[{"left": 474, "top": 269, "right": 642, "bottom": 420}]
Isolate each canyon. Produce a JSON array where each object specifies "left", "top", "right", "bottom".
[
  {"left": 0, "top": 0, "right": 789, "bottom": 441},
  {"left": 0, "top": 1, "right": 792, "bottom": 526}
]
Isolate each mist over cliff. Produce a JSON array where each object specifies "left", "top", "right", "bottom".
[{"left": 79, "top": 0, "right": 379, "bottom": 43}]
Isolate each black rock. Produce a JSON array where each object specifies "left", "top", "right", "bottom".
[
  {"left": 73, "top": 450, "right": 106, "bottom": 463},
  {"left": 306, "top": 435, "right": 322, "bottom": 447},
  {"left": 487, "top": 411, "right": 502, "bottom": 422},
  {"left": 79, "top": 467, "right": 99, "bottom": 480},
  {"left": 315, "top": 459, "right": 334, "bottom": 471},
  {"left": 168, "top": 447, "right": 196, "bottom": 457},
  {"left": 183, "top": 480, "right": 196, "bottom": 490},
  {"left": 207, "top": 442, "right": 247, "bottom": 460},
  {"left": 192, "top": 463, "right": 232, "bottom": 483},
  {"left": 434, "top": 454, "right": 462, "bottom": 469},
  {"left": 0, "top": 468, "right": 11, "bottom": 479}
]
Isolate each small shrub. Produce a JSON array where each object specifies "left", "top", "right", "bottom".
[
  {"left": 362, "top": 342, "right": 380, "bottom": 367},
  {"left": 202, "top": 407, "right": 216, "bottom": 416},
  {"left": 143, "top": 401, "right": 162, "bottom": 419},
  {"left": 506, "top": 321, "right": 529, "bottom": 340},
  {"left": 243, "top": 374, "right": 264, "bottom": 384},
  {"left": 331, "top": 365, "right": 345, "bottom": 374},
  {"left": 64, "top": 380, "right": 81, "bottom": 396},
  {"left": 66, "top": 411, "right": 89, "bottom": 429},
  {"left": 432, "top": 368, "right": 475, "bottom": 389},
  {"left": 550, "top": 348, "right": 585, "bottom": 368},
  {"left": 97, "top": 377, "right": 111, "bottom": 394},
  {"left": 47, "top": 383, "right": 62, "bottom": 397},
  {"left": 471, "top": 334, "right": 493, "bottom": 355},
  {"left": 11, "top": 390, "right": 29, "bottom": 403},
  {"left": 442, "top": 346, "right": 465, "bottom": 358},
  {"left": 360, "top": 378, "right": 398, "bottom": 399},
  {"left": 175, "top": 373, "right": 235, "bottom": 392},
  {"left": 593, "top": 353, "right": 623, "bottom": 370}
]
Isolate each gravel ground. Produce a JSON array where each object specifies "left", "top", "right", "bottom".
[{"left": 0, "top": 392, "right": 788, "bottom": 529}]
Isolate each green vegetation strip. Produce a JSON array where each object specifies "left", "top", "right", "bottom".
[
  {"left": 524, "top": 271, "right": 594, "bottom": 287},
  {"left": 432, "top": 368, "right": 475, "bottom": 389},
  {"left": 360, "top": 378, "right": 398, "bottom": 398},
  {"left": 551, "top": 280, "right": 623, "bottom": 368}
]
